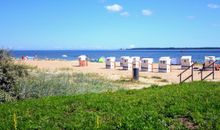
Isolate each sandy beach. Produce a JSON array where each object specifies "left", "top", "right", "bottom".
[{"left": 15, "top": 60, "right": 220, "bottom": 89}]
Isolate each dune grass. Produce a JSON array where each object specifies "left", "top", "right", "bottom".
[
  {"left": 14, "top": 72, "right": 120, "bottom": 100},
  {"left": 0, "top": 81, "right": 219, "bottom": 129}
]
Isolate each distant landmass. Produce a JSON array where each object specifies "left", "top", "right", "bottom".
[{"left": 123, "top": 47, "right": 220, "bottom": 50}]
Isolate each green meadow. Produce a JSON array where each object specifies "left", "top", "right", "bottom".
[{"left": 0, "top": 82, "right": 220, "bottom": 129}]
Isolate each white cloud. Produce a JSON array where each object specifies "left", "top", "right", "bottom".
[
  {"left": 120, "top": 11, "right": 129, "bottom": 16},
  {"left": 106, "top": 4, "right": 123, "bottom": 12},
  {"left": 142, "top": 9, "right": 153, "bottom": 16},
  {"left": 208, "top": 3, "right": 220, "bottom": 9}
]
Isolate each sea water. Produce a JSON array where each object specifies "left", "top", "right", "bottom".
[{"left": 11, "top": 49, "right": 220, "bottom": 63}]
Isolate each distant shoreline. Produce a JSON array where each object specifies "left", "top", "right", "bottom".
[
  {"left": 8, "top": 47, "right": 220, "bottom": 51},
  {"left": 124, "top": 47, "right": 220, "bottom": 50}
]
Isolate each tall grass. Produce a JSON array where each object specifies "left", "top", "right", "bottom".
[{"left": 15, "top": 72, "right": 120, "bottom": 99}]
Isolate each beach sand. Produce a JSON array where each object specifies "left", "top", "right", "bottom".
[{"left": 16, "top": 60, "right": 220, "bottom": 89}]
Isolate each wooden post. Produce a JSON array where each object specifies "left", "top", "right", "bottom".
[
  {"left": 201, "top": 70, "right": 203, "bottom": 80},
  {"left": 213, "top": 63, "right": 215, "bottom": 80},
  {"left": 191, "top": 65, "right": 193, "bottom": 81}
]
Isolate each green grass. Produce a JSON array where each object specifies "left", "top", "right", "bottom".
[
  {"left": 14, "top": 72, "right": 120, "bottom": 100},
  {"left": 0, "top": 81, "right": 220, "bottom": 129}
]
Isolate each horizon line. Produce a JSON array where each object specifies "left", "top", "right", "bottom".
[{"left": 8, "top": 47, "right": 220, "bottom": 51}]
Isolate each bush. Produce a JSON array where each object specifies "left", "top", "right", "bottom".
[
  {"left": 0, "top": 89, "right": 15, "bottom": 103},
  {"left": 0, "top": 49, "right": 28, "bottom": 100}
]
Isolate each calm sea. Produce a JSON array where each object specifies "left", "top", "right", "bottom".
[{"left": 11, "top": 49, "right": 220, "bottom": 63}]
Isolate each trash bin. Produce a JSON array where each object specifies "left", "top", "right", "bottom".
[{"left": 133, "top": 68, "right": 139, "bottom": 80}]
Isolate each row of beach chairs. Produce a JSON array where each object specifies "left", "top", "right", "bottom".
[{"left": 78, "top": 55, "right": 217, "bottom": 73}]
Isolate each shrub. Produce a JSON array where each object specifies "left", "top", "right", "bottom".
[
  {"left": 0, "top": 49, "right": 28, "bottom": 99},
  {"left": 0, "top": 89, "right": 15, "bottom": 103}
]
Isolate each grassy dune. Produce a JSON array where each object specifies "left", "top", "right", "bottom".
[
  {"left": 0, "top": 81, "right": 220, "bottom": 129},
  {"left": 14, "top": 72, "right": 120, "bottom": 99}
]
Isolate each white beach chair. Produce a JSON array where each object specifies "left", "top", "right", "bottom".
[
  {"left": 141, "top": 58, "right": 153, "bottom": 72},
  {"left": 159, "top": 57, "right": 171, "bottom": 73}
]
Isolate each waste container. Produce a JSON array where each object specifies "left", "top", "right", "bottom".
[{"left": 133, "top": 68, "right": 139, "bottom": 80}]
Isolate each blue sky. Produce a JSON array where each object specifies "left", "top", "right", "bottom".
[{"left": 0, "top": 0, "right": 220, "bottom": 50}]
